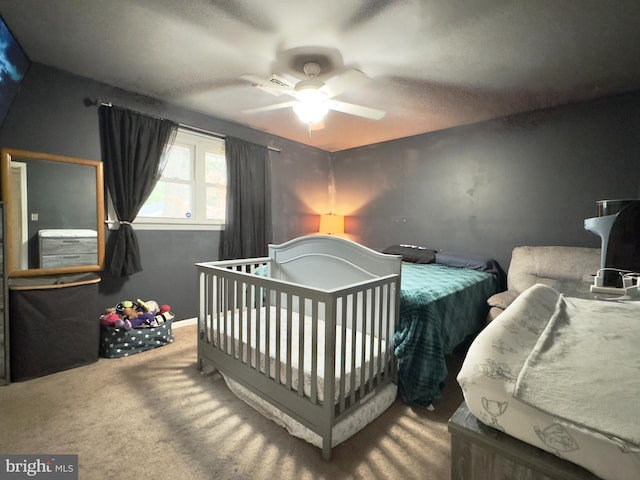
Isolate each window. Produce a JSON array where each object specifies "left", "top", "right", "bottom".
[{"left": 130, "top": 129, "right": 226, "bottom": 230}]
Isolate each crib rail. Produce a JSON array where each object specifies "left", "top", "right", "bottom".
[{"left": 196, "top": 257, "right": 400, "bottom": 458}]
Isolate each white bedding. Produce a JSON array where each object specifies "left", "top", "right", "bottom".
[
  {"left": 457, "top": 284, "right": 640, "bottom": 480},
  {"left": 514, "top": 293, "right": 640, "bottom": 447},
  {"left": 209, "top": 305, "right": 387, "bottom": 403}
]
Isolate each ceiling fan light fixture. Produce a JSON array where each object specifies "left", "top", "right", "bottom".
[
  {"left": 294, "top": 85, "right": 327, "bottom": 103},
  {"left": 293, "top": 87, "right": 329, "bottom": 125},
  {"left": 293, "top": 100, "right": 329, "bottom": 125}
]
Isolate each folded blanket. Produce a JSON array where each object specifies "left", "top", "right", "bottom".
[{"left": 514, "top": 287, "right": 640, "bottom": 448}]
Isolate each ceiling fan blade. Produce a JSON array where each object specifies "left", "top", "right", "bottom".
[
  {"left": 240, "top": 73, "right": 295, "bottom": 97},
  {"left": 322, "top": 69, "right": 369, "bottom": 98},
  {"left": 328, "top": 100, "right": 386, "bottom": 120},
  {"left": 242, "top": 101, "right": 297, "bottom": 114}
]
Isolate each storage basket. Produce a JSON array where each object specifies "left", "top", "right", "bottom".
[{"left": 99, "top": 317, "right": 174, "bottom": 358}]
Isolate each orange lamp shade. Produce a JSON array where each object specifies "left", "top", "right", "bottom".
[{"left": 319, "top": 214, "right": 345, "bottom": 235}]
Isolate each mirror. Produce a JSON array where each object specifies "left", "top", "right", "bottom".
[{"left": 1, "top": 148, "right": 105, "bottom": 277}]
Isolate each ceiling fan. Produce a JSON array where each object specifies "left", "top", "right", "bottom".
[{"left": 241, "top": 62, "right": 386, "bottom": 127}]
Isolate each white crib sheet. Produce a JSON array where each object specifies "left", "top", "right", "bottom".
[
  {"left": 457, "top": 285, "right": 640, "bottom": 480},
  {"left": 209, "top": 305, "right": 388, "bottom": 403}
]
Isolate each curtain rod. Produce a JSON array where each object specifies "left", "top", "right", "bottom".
[
  {"left": 180, "top": 123, "right": 280, "bottom": 153},
  {"left": 97, "top": 101, "right": 279, "bottom": 153}
]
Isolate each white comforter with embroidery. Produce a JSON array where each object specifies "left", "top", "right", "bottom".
[{"left": 457, "top": 284, "right": 640, "bottom": 480}]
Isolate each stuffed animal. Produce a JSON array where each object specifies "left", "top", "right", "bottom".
[
  {"left": 137, "top": 298, "right": 160, "bottom": 314},
  {"left": 99, "top": 307, "right": 120, "bottom": 326},
  {"left": 153, "top": 304, "right": 173, "bottom": 326},
  {"left": 115, "top": 300, "right": 164, "bottom": 329},
  {"left": 136, "top": 299, "right": 172, "bottom": 326},
  {"left": 114, "top": 300, "right": 149, "bottom": 329},
  {"left": 114, "top": 318, "right": 133, "bottom": 330}
]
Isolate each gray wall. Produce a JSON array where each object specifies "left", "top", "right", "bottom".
[
  {"left": 334, "top": 92, "right": 640, "bottom": 271},
  {"left": 2, "top": 63, "right": 639, "bottom": 319},
  {"left": 0, "top": 63, "right": 331, "bottom": 318}
]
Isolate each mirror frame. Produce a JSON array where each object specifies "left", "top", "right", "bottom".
[{"left": 1, "top": 148, "right": 105, "bottom": 277}]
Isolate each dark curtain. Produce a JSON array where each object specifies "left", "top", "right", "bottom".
[
  {"left": 220, "top": 137, "right": 272, "bottom": 259},
  {"left": 98, "top": 105, "right": 178, "bottom": 276}
]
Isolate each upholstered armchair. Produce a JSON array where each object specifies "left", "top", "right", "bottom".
[{"left": 486, "top": 246, "right": 601, "bottom": 322}]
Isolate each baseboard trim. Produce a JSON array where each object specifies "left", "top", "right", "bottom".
[{"left": 173, "top": 317, "right": 197, "bottom": 328}]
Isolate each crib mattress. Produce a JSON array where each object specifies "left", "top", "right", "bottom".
[
  {"left": 208, "top": 305, "right": 388, "bottom": 403},
  {"left": 457, "top": 286, "right": 640, "bottom": 480}
]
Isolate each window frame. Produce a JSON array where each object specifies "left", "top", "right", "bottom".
[{"left": 107, "top": 128, "right": 226, "bottom": 231}]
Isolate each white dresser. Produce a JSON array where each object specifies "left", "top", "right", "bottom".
[{"left": 38, "top": 229, "right": 98, "bottom": 268}]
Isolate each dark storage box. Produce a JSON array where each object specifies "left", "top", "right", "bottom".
[{"left": 9, "top": 275, "right": 100, "bottom": 382}]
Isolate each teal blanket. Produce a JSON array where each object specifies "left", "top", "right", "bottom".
[{"left": 394, "top": 263, "right": 498, "bottom": 407}]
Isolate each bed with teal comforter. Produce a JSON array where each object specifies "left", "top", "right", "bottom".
[{"left": 394, "top": 261, "right": 500, "bottom": 407}]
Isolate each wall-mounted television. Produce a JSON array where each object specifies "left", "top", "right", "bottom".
[{"left": 0, "top": 15, "right": 30, "bottom": 129}]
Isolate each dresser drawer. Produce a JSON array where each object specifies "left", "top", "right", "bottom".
[
  {"left": 40, "top": 237, "right": 98, "bottom": 255},
  {"left": 40, "top": 253, "right": 98, "bottom": 268}
]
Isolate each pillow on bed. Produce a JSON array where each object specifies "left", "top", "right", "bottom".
[
  {"left": 435, "top": 251, "right": 505, "bottom": 281},
  {"left": 382, "top": 244, "right": 436, "bottom": 264}
]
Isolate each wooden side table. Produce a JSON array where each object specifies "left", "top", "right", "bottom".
[{"left": 448, "top": 402, "right": 602, "bottom": 480}]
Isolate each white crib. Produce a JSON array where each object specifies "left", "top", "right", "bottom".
[{"left": 196, "top": 235, "right": 402, "bottom": 459}]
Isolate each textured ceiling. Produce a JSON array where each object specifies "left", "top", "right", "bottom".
[{"left": 2, "top": 0, "right": 640, "bottom": 151}]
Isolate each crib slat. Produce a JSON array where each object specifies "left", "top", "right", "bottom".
[
  {"left": 230, "top": 278, "right": 237, "bottom": 359},
  {"left": 274, "top": 290, "right": 282, "bottom": 385},
  {"left": 349, "top": 291, "right": 358, "bottom": 406},
  {"left": 392, "top": 284, "right": 396, "bottom": 376},
  {"left": 338, "top": 294, "right": 349, "bottom": 414},
  {"left": 381, "top": 284, "right": 390, "bottom": 380},
  {"left": 375, "top": 284, "right": 383, "bottom": 385},
  {"left": 297, "top": 296, "right": 305, "bottom": 398},
  {"left": 247, "top": 284, "right": 258, "bottom": 368},
  {"left": 211, "top": 273, "right": 214, "bottom": 341},
  {"left": 371, "top": 285, "right": 384, "bottom": 383},
  {"left": 212, "top": 273, "right": 217, "bottom": 348},
  {"left": 238, "top": 280, "right": 245, "bottom": 365},
  {"left": 220, "top": 276, "right": 225, "bottom": 352},
  {"left": 259, "top": 282, "right": 264, "bottom": 370},
  {"left": 310, "top": 298, "right": 318, "bottom": 404},
  {"left": 265, "top": 286, "right": 271, "bottom": 380},
  {"left": 286, "top": 293, "right": 293, "bottom": 390},
  {"left": 204, "top": 273, "right": 212, "bottom": 347},
  {"left": 236, "top": 266, "right": 246, "bottom": 351},
  {"left": 324, "top": 295, "right": 337, "bottom": 413},
  {"left": 217, "top": 275, "right": 223, "bottom": 351},
  {"left": 360, "top": 289, "right": 376, "bottom": 392}
]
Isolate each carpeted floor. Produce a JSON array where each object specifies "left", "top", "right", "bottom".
[{"left": 0, "top": 322, "right": 466, "bottom": 480}]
